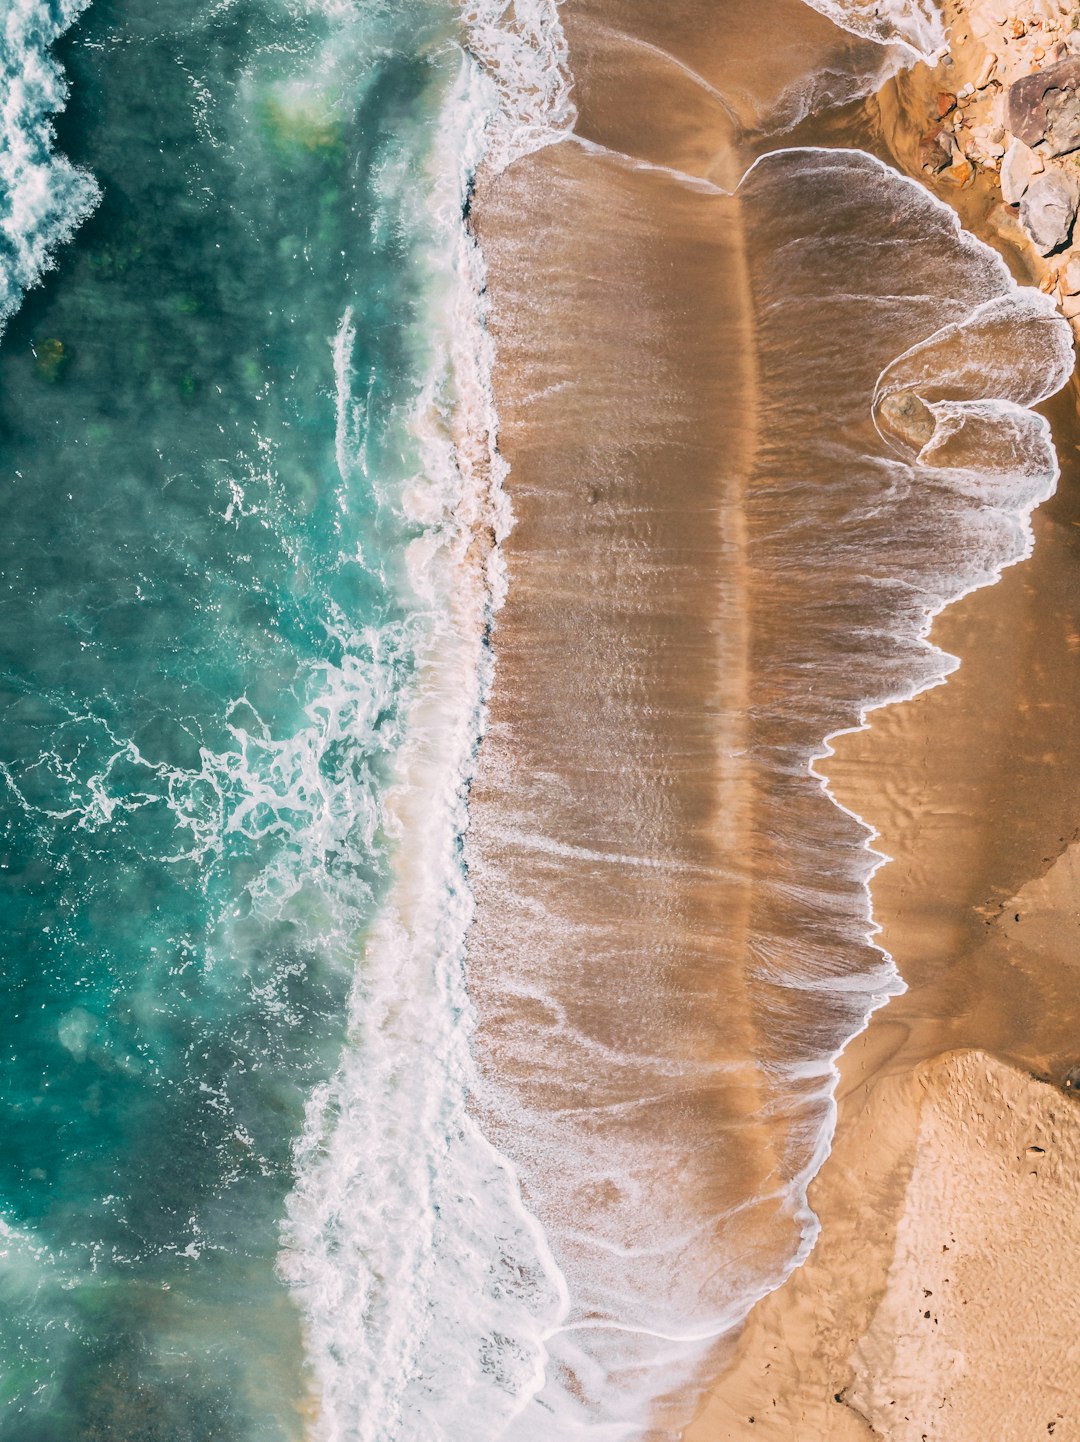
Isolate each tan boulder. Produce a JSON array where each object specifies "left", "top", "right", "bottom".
[
  {"left": 1020, "top": 167, "right": 1080, "bottom": 253},
  {"left": 1060, "top": 252, "right": 1080, "bottom": 294},
  {"left": 1000, "top": 134, "right": 1044, "bottom": 203}
]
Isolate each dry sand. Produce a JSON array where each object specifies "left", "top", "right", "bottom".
[{"left": 687, "top": 1048, "right": 1080, "bottom": 1440}]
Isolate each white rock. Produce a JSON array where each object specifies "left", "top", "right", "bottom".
[
  {"left": 1020, "top": 167, "right": 1080, "bottom": 253},
  {"left": 976, "top": 53, "right": 999, "bottom": 88},
  {"left": 1000, "top": 135, "right": 1045, "bottom": 203},
  {"left": 972, "top": 123, "right": 1007, "bottom": 158}
]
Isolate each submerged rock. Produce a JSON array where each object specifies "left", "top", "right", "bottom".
[
  {"left": 1019, "top": 168, "right": 1080, "bottom": 253},
  {"left": 1000, "top": 135, "right": 1043, "bottom": 204},
  {"left": 876, "top": 388, "right": 936, "bottom": 452},
  {"left": 1007, "top": 56, "right": 1080, "bottom": 156},
  {"left": 33, "top": 337, "right": 68, "bottom": 383}
]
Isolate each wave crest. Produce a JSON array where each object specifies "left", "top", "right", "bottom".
[{"left": 1, "top": 0, "right": 99, "bottom": 332}]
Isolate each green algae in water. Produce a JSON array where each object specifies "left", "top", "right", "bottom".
[
  {"left": 32, "top": 338, "right": 70, "bottom": 382},
  {"left": 0, "top": 0, "right": 460, "bottom": 1436},
  {"left": 262, "top": 94, "right": 347, "bottom": 158}
]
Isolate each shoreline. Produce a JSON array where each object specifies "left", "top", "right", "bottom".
[
  {"left": 686, "top": 367, "right": 1080, "bottom": 1437},
  {"left": 466, "top": 0, "right": 1080, "bottom": 1435},
  {"left": 687, "top": 15, "right": 1080, "bottom": 1435}
]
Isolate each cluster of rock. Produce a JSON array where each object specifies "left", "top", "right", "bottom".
[
  {"left": 1003, "top": 58, "right": 1080, "bottom": 252},
  {"left": 918, "top": 0, "right": 1080, "bottom": 329}
]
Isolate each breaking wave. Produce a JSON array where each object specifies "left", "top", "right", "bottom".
[{"left": 0, "top": 0, "right": 99, "bottom": 331}]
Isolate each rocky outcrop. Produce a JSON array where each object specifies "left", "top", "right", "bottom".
[
  {"left": 1007, "top": 56, "right": 1080, "bottom": 156},
  {"left": 1020, "top": 167, "right": 1080, "bottom": 252},
  {"left": 913, "top": 0, "right": 1080, "bottom": 335}
]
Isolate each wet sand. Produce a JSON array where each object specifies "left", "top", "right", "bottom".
[
  {"left": 468, "top": 0, "right": 1080, "bottom": 1433},
  {"left": 465, "top": 7, "right": 927, "bottom": 1417},
  {"left": 467, "top": 131, "right": 782, "bottom": 1424},
  {"left": 689, "top": 51, "right": 1080, "bottom": 1442},
  {"left": 685, "top": 378, "right": 1080, "bottom": 1441}
]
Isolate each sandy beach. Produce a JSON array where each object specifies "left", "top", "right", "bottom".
[
  {"left": 469, "top": 0, "right": 1080, "bottom": 1434},
  {"left": 686, "top": 375, "right": 1080, "bottom": 1437},
  {"left": 701, "top": 17, "right": 1080, "bottom": 1442}
]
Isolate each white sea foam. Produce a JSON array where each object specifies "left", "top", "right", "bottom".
[
  {"left": 0, "top": 0, "right": 99, "bottom": 331},
  {"left": 278, "top": 37, "right": 578, "bottom": 1442},
  {"left": 798, "top": 0, "right": 946, "bottom": 60},
  {"left": 458, "top": 0, "right": 576, "bottom": 173}
]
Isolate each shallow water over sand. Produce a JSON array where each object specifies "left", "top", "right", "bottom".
[{"left": 465, "top": 2, "right": 1072, "bottom": 1432}]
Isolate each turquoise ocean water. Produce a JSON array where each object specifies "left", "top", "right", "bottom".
[{"left": 0, "top": 2, "right": 517, "bottom": 1436}]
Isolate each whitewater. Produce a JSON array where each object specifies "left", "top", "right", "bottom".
[{"left": 0, "top": 0, "right": 1073, "bottom": 1438}]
